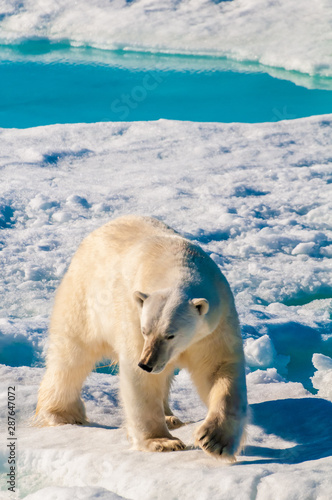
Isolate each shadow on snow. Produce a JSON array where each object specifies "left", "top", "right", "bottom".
[{"left": 243, "top": 397, "right": 332, "bottom": 465}]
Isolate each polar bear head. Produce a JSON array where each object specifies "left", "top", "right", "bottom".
[{"left": 134, "top": 289, "right": 209, "bottom": 373}]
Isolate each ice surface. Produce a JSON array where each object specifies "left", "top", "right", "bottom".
[
  {"left": 0, "top": 116, "right": 331, "bottom": 366},
  {"left": 245, "top": 335, "right": 277, "bottom": 369},
  {"left": 0, "top": 115, "right": 332, "bottom": 498},
  {"left": 0, "top": 0, "right": 332, "bottom": 78},
  {"left": 313, "top": 353, "right": 332, "bottom": 371},
  {"left": 24, "top": 486, "right": 126, "bottom": 500},
  {"left": 311, "top": 353, "right": 332, "bottom": 402},
  {"left": 1, "top": 365, "right": 332, "bottom": 500},
  {"left": 244, "top": 335, "right": 290, "bottom": 374}
]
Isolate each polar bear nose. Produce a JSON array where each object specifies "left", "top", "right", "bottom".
[{"left": 138, "top": 362, "right": 153, "bottom": 373}]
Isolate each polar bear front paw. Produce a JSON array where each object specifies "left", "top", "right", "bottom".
[
  {"left": 144, "top": 437, "right": 186, "bottom": 452},
  {"left": 195, "top": 417, "right": 237, "bottom": 461},
  {"left": 165, "top": 415, "right": 185, "bottom": 430}
]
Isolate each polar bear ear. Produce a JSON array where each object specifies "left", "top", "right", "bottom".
[
  {"left": 191, "top": 298, "right": 209, "bottom": 316},
  {"left": 134, "top": 291, "right": 149, "bottom": 307}
]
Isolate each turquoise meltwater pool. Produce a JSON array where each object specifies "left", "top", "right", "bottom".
[{"left": 1, "top": 42, "right": 332, "bottom": 128}]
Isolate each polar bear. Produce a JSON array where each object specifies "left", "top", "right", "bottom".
[{"left": 36, "top": 215, "right": 247, "bottom": 459}]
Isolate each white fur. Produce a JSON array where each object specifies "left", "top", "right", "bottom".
[{"left": 36, "top": 215, "right": 247, "bottom": 459}]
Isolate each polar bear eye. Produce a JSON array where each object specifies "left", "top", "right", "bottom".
[{"left": 167, "top": 335, "right": 175, "bottom": 340}]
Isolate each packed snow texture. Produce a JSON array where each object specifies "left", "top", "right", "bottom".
[
  {"left": 1, "top": 0, "right": 332, "bottom": 77},
  {"left": 0, "top": 116, "right": 332, "bottom": 498}
]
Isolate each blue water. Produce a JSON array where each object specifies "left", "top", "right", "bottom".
[{"left": 1, "top": 44, "right": 332, "bottom": 128}]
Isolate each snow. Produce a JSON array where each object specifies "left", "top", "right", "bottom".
[
  {"left": 1, "top": 364, "right": 332, "bottom": 499},
  {"left": 244, "top": 335, "right": 290, "bottom": 374},
  {"left": 291, "top": 241, "right": 316, "bottom": 256},
  {"left": 313, "top": 353, "right": 332, "bottom": 372},
  {"left": 0, "top": 115, "right": 332, "bottom": 498},
  {"left": 24, "top": 487, "right": 126, "bottom": 500},
  {"left": 311, "top": 353, "right": 332, "bottom": 402},
  {"left": 1, "top": 0, "right": 332, "bottom": 78}
]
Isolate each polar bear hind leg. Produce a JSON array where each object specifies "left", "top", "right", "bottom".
[
  {"left": 164, "top": 373, "right": 185, "bottom": 430},
  {"left": 35, "top": 339, "right": 101, "bottom": 427}
]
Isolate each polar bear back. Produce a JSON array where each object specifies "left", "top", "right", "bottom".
[
  {"left": 77, "top": 215, "right": 227, "bottom": 297},
  {"left": 55, "top": 216, "right": 235, "bottom": 347}
]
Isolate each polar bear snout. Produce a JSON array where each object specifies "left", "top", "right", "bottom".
[
  {"left": 138, "top": 362, "right": 153, "bottom": 373},
  {"left": 138, "top": 337, "right": 167, "bottom": 373}
]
